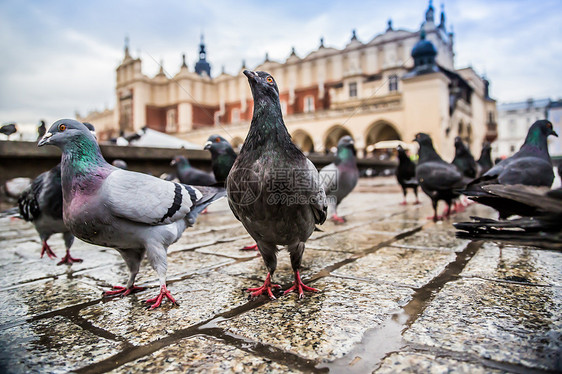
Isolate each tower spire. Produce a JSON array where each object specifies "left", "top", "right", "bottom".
[
  {"left": 194, "top": 33, "right": 211, "bottom": 76},
  {"left": 425, "top": 0, "right": 435, "bottom": 23}
]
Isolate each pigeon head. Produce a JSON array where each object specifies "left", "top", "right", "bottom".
[
  {"left": 243, "top": 70, "right": 279, "bottom": 99},
  {"left": 454, "top": 136, "right": 463, "bottom": 148},
  {"left": 336, "top": 135, "right": 357, "bottom": 161},
  {"left": 204, "top": 134, "right": 233, "bottom": 155},
  {"left": 414, "top": 133, "right": 433, "bottom": 147},
  {"left": 171, "top": 155, "right": 190, "bottom": 168},
  {"left": 38, "top": 119, "right": 97, "bottom": 149},
  {"left": 523, "top": 120, "right": 558, "bottom": 149}
]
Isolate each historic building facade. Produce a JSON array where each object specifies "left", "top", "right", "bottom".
[{"left": 79, "top": 1, "right": 497, "bottom": 160}]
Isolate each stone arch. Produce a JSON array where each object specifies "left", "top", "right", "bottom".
[
  {"left": 323, "top": 125, "right": 353, "bottom": 154},
  {"left": 364, "top": 120, "right": 401, "bottom": 149},
  {"left": 230, "top": 136, "right": 244, "bottom": 151},
  {"left": 291, "top": 129, "right": 315, "bottom": 153}
]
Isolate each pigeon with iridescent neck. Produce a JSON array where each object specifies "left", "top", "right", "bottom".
[
  {"left": 227, "top": 70, "right": 327, "bottom": 299},
  {"left": 462, "top": 120, "right": 558, "bottom": 218},
  {"left": 17, "top": 122, "right": 96, "bottom": 265},
  {"left": 171, "top": 155, "right": 216, "bottom": 186},
  {"left": 319, "top": 136, "right": 359, "bottom": 223},
  {"left": 38, "top": 119, "right": 225, "bottom": 309},
  {"left": 204, "top": 135, "right": 237, "bottom": 185}
]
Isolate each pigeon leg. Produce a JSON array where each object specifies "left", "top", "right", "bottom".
[
  {"left": 145, "top": 245, "right": 178, "bottom": 309},
  {"left": 105, "top": 248, "right": 146, "bottom": 297},
  {"left": 246, "top": 272, "right": 281, "bottom": 300},
  {"left": 427, "top": 201, "right": 440, "bottom": 221},
  {"left": 413, "top": 188, "right": 421, "bottom": 205},
  {"left": 284, "top": 242, "right": 319, "bottom": 298},
  {"left": 40, "top": 240, "right": 57, "bottom": 259},
  {"left": 104, "top": 285, "right": 145, "bottom": 297},
  {"left": 247, "top": 244, "right": 280, "bottom": 299},
  {"left": 400, "top": 189, "right": 408, "bottom": 205},
  {"left": 57, "top": 232, "right": 82, "bottom": 265},
  {"left": 240, "top": 243, "right": 259, "bottom": 251}
]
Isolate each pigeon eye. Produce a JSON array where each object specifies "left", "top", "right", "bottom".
[
  {"left": 215, "top": 137, "right": 221, "bottom": 143},
  {"left": 59, "top": 124, "right": 66, "bottom": 132},
  {"left": 266, "top": 76, "right": 273, "bottom": 83}
]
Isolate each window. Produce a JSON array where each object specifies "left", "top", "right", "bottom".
[
  {"left": 231, "top": 108, "right": 240, "bottom": 123},
  {"left": 388, "top": 74, "right": 398, "bottom": 92},
  {"left": 304, "top": 96, "right": 315, "bottom": 113},
  {"left": 166, "top": 109, "right": 177, "bottom": 133},
  {"left": 349, "top": 82, "right": 358, "bottom": 98}
]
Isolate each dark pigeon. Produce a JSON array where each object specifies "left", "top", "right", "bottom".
[
  {"left": 38, "top": 119, "right": 225, "bottom": 309},
  {"left": 451, "top": 136, "right": 477, "bottom": 178},
  {"left": 227, "top": 70, "right": 327, "bottom": 299},
  {"left": 462, "top": 120, "right": 558, "bottom": 218},
  {"left": 17, "top": 164, "right": 78, "bottom": 264},
  {"left": 0, "top": 123, "right": 17, "bottom": 139},
  {"left": 476, "top": 141, "right": 493, "bottom": 177},
  {"left": 414, "top": 133, "right": 469, "bottom": 221},
  {"left": 319, "top": 135, "right": 359, "bottom": 223},
  {"left": 15, "top": 122, "right": 97, "bottom": 265},
  {"left": 454, "top": 185, "right": 562, "bottom": 249},
  {"left": 171, "top": 155, "right": 216, "bottom": 186},
  {"left": 37, "top": 120, "right": 46, "bottom": 141},
  {"left": 395, "top": 145, "right": 420, "bottom": 205},
  {"left": 204, "top": 135, "right": 237, "bottom": 185}
]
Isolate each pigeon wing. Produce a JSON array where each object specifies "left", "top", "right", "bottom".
[
  {"left": 100, "top": 169, "right": 201, "bottom": 225},
  {"left": 306, "top": 159, "right": 328, "bottom": 225},
  {"left": 417, "top": 162, "right": 464, "bottom": 190}
]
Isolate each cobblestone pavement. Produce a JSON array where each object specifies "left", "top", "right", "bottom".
[{"left": 0, "top": 177, "right": 560, "bottom": 373}]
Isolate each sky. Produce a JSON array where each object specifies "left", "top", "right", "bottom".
[{"left": 0, "top": 0, "right": 561, "bottom": 128}]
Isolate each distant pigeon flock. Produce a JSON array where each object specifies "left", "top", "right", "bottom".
[
  {"left": 37, "top": 119, "right": 225, "bottom": 309},
  {"left": 227, "top": 70, "right": 327, "bottom": 299}
]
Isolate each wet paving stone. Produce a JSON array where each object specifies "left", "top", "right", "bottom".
[
  {"left": 391, "top": 224, "right": 470, "bottom": 252},
  {"left": 403, "top": 278, "right": 562, "bottom": 371},
  {"left": 195, "top": 237, "right": 260, "bottom": 259},
  {"left": 374, "top": 351, "right": 507, "bottom": 373},
  {"left": 110, "top": 335, "right": 304, "bottom": 373},
  {"left": 0, "top": 277, "right": 102, "bottom": 327},
  {"left": 220, "top": 277, "right": 413, "bottom": 362},
  {"left": 0, "top": 315, "right": 124, "bottom": 373},
  {"left": 79, "top": 272, "right": 250, "bottom": 346},
  {"left": 309, "top": 227, "right": 394, "bottom": 253},
  {"left": 462, "top": 241, "right": 562, "bottom": 286},
  {"left": 333, "top": 246, "right": 456, "bottom": 288}
]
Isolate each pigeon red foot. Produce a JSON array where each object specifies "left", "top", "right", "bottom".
[
  {"left": 400, "top": 200, "right": 408, "bottom": 206},
  {"left": 331, "top": 214, "right": 346, "bottom": 224},
  {"left": 146, "top": 285, "right": 178, "bottom": 309},
  {"left": 57, "top": 249, "right": 83, "bottom": 265},
  {"left": 246, "top": 273, "right": 281, "bottom": 300},
  {"left": 40, "top": 241, "right": 57, "bottom": 259},
  {"left": 414, "top": 199, "right": 421, "bottom": 205},
  {"left": 240, "top": 243, "right": 259, "bottom": 251},
  {"left": 104, "top": 285, "right": 146, "bottom": 297},
  {"left": 284, "top": 270, "right": 319, "bottom": 298}
]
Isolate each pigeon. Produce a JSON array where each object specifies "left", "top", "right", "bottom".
[
  {"left": 15, "top": 122, "right": 97, "bottom": 265},
  {"left": 0, "top": 123, "right": 17, "bottom": 139},
  {"left": 451, "top": 136, "right": 477, "bottom": 178},
  {"left": 204, "top": 135, "right": 237, "bottom": 185},
  {"left": 37, "top": 120, "right": 46, "bottom": 141},
  {"left": 462, "top": 120, "right": 558, "bottom": 218},
  {"left": 395, "top": 144, "right": 420, "bottom": 205},
  {"left": 454, "top": 185, "right": 562, "bottom": 249},
  {"left": 476, "top": 141, "right": 493, "bottom": 177},
  {"left": 227, "top": 70, "right": 327, "bottom": 299},
  {"left": 171, "top": 155, "right": 216, "bottom": 186},
  {"left": 414, "top": 133, "right": 468, "bottom": 221},
  {"left": 319, "top": 135, "right": 359, "bottom": 223},
  {"left": 111, "top": 159, "right": 128, "bottom": 170},
  {"left": 38, "top": 119, "right": 225, "bottom": 309}
]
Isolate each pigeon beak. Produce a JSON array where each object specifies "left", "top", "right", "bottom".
[
  {"left": 203, "top": 141, "right": 212, "bottom": 150},
  {"left": 37, "top": 132, "right": 53, "bottom": 147},
  {"left": 243, "top": 70, "right": 256, "bottom": 80},
  {"left": 552, "top": 130, "right": 559, "bottom": 137},
  {"left": 170, "top": 159, "right": 176, "bottom": 166}
]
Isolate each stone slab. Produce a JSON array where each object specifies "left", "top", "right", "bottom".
[
  {"left": 403, "top": 278, "right": 562, "bottom": 371},
  {"left": 110, "top": 335, "right": 303, "bottom": 373},
  {"left": 220, "top": 276, "right": 412, "bottom": 362},
  {"left": 333, "top": 246, "right": 456, "bottom": 288},
  {"left": 0, "top": 315, "right": 123, "bottom": 373}
]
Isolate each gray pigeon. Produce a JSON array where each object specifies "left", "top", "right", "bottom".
[
  {"left": 16, "top": 122, "right": 97, "bottom": 265},
  {"left": 463, "top": 120, "right": 558, "bottom": 218},
  {"left": 38, "top": 119, "right": 225, "bottom": 309},
  {"left": 227, "top": 70, "right": 327, "bottom": 299},
  {"left": 414, "top": 133, "right": 469, "bottom": 221},
  {"left": 171, "top": 155, "right": 216, "bottom": 186},
  {"left": 319, "top": 135, "right": 359, "bottom": 223}
]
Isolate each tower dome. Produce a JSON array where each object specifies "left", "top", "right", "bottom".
[
  {"left": 195, "top": 34, "right": 211, "bottom": 77},
  {"left": 411, "top": 30, "right": 437, "bottom": 67}
]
